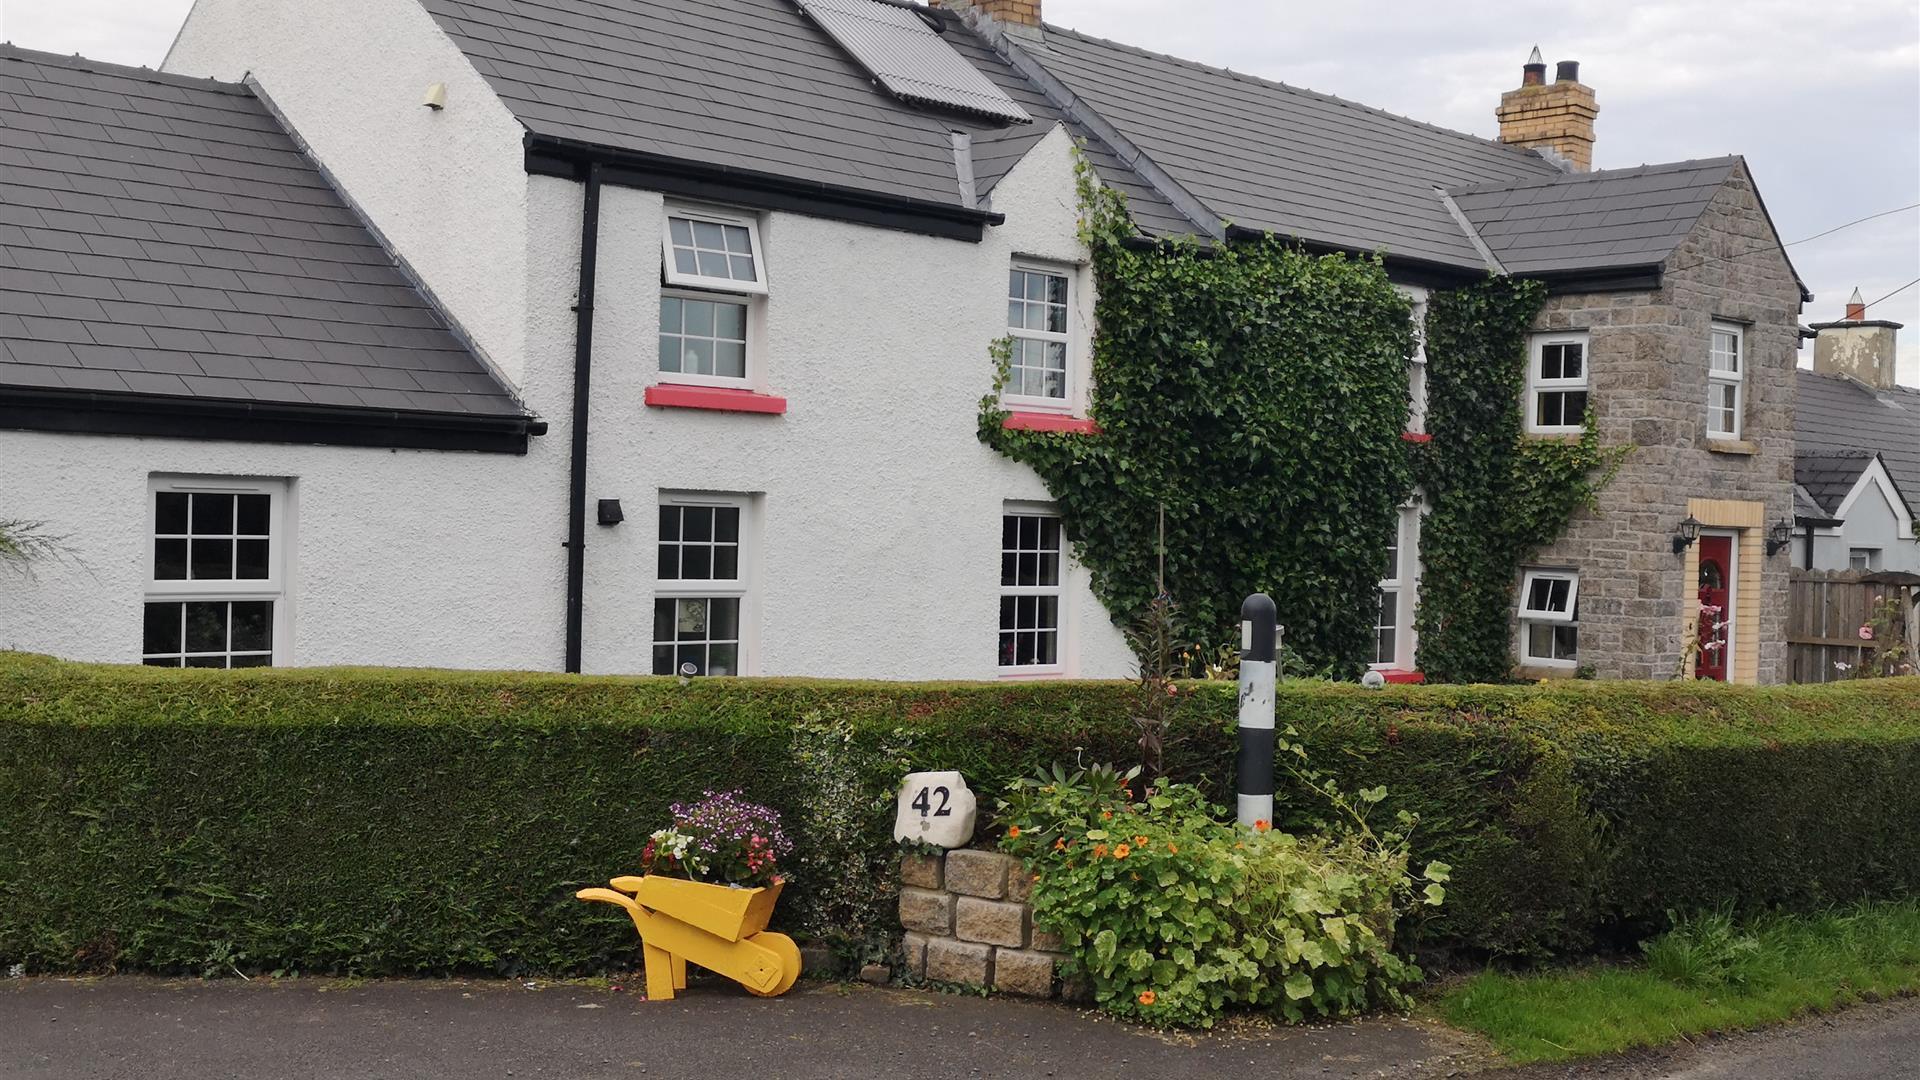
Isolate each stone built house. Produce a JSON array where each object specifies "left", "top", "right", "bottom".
[
  {"left": 0, "top": 0, "right": 1803, "bottom": 682},
  {"left": 1792, "top": 297, "right": 1918, "bottom": 575}
]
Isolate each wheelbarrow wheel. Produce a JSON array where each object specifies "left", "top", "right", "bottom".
[{"left": 744, "top": 931, "right": 801, "bottom": 997}]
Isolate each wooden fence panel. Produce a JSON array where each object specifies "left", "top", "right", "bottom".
[{"left": 1787, "top": 570, "right": 1919, "bottom": 683}]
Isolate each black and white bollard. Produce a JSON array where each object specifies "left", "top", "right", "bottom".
[{"left": 1236, "top": 593, "right": 1278, "bottom": 829}]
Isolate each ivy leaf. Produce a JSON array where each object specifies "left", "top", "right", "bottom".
[
  {"left": 1424, "top": 883, "right": 1447, "bottom": 906},
  {"left": 1284, "top": 972, "right": 1315, "bottom": 1000}
]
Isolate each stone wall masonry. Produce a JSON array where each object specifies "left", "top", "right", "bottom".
[
  {"left": 897, "top": 848, "right": 1067, "bottom": 998},
  {"left": 1518, "top": 161, "right": 1800, "bottom": 683}
]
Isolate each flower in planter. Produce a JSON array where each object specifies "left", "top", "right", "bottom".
[{"left": 643, "top": 790, "right": 793, "bottom": 889}]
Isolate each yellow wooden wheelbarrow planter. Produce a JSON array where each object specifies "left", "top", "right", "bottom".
[{"left": 577, "top": 875, "right": 801, "bottom": 1001}]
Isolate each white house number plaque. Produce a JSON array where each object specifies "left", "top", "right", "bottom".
[{"left": 892, "top": 770, "right": 976, "bottom": 849}]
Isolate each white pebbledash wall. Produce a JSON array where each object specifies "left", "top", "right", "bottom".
[{"left": 0, "top": 1, "right": 1133, "bottom": 679}]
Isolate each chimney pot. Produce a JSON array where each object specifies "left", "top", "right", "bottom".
[
  {"left": 1845, "top": 286, "right": 1867, "bottom": 322},
  {"left": 1522, "top": 44, "right": 1546, "bottom": 86},
  {"left": 1555, "top": 60, "right": 1580, "bottom": 83},
  {"left": 1813, "top": 289, "right": 1902, "bottom": 389}
]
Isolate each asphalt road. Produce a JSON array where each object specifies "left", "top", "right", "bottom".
[{"left": 1, "top": 976, "right": 1913, "bottom": 1079}]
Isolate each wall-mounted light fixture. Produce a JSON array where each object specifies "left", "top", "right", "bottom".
[
  {"left": 1671, "top": 514, "right": 1702, "bottom": 555},
  {"left": 422, "top": 82, "right": 447, "bottom": 110},
  {"left": 1764, "top": 519, "right": 1793, "bottom": 556},
  {"left": 596, "top": 499, "right": 624, "bottom": 526}
]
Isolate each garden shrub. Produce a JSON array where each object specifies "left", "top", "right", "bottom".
[
  {"left": 1, "top": 653, "right": 1916, "bottom": 976},
  {"left": 997, "top": 765, "right": 1446, "bottom": 1027}
]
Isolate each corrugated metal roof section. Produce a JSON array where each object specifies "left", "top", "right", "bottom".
[{"left": 793, "top": 0, "right": 1031, "bottom": 124}]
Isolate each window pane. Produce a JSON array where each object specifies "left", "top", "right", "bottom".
[
  {"left": 999, "top": 595, "right": 1017, "bottom": 630},
  {"left": 1034, "top": 629, "right": 1058, "bottom": 666},
  {"left": 714, "top": 341, "right": 746, "bottom": 379},
  {"left": 684, "top": 300, "right": 714, "bottom": 337},
  {"left": 236, "top": 495, "right": 270, "bottom": 535},
  {"left": 681, "top": 545, "right": 711, "bottom": 580},
  {"left": 155, "top": 538, "right": 187, "bottom": 580},
  {"left": 230, "top": 654, "right": 271, "bottom": 669},
  {"left": 1561, "top": 344, "right": 1583, "bottom": 380},
  {"left": 709, "top": 598, "right": 739, "bottom": 641},
  {"left": 1025, "top": 273, "right": 1047, "bottom": 301},
  {"left": 1036, "top": 552, "right": 1060, "bottom": 587},
  {"left": 692, "top": 220, "right": 725, "bottom": 248},
  {"left": 235, "top": 539, "right": 270, "bottom": 580},
  {"left": 696, "top": 250, "right": 728, "bottom": 278},
  {"left": 190, "top": 538, "right": 233, "bottom": 580},
  {"left": 1376, "top": 627, "right": 1396, "bottom": 665},
  {"left": 143, "top": 602, "right": 182, "bottom": 655},
  {"left": 191, "top": 493, "right": 234, "bottom": 535},
  {"left": 230, "top": 601, "right": 272, "bottom": 652},
  {"left": 675, "top": 598, "right": 709, "bottom": 639},
  {"left": 714, "top": 507, "right": 740, "bottom": 543},
  {"left": 1045, "top": 273, "right": 1067, "bottom": 306},
  {"left": 652, "top": 644, "right": 674, "bottom": 675},
  {"left": 184, "top": 601, "right": 227, "bottom": 652},
  {"left": 184, "top": 655, "right": 226, "bottom": 669},
  {"left": 1554, "top": 625, "right": 1579, "bottom": 660},
  {"left": 653, "top": 598, "right": 676, "bottom": 642},
  {"left": 712, "top": 545, "right": 738, "bottom": 580},
  {"left": 708, "top": 643, "right": 738, "bottom": 677},
  {"left": 722, "top": 224, "right": 752, "bottom": 254},
  {"left": 1536, "top": 392, "right": 1562, "bottom": 428},
  {"left": 156, "top": 492, "right": 189, "bottom": 534},
  {"left": 675, "top": 644, "right": 707, "bottom": 676},
  {"left": 659, "top": 335, "right": 682, "bottom": 372},
  {"left": 659, "top": 506, "right": 681, "bottom": 541},
  {"left": 669, "top": 217, "right": 693, "bottom": 246},
  {"left": 728, "top": 255, "right": 755, "bottom": 281},
  {"left": 657, "top": 544, "right": 679, "bottom": 581},
  {"left": 1527, "top": 622, "right": 1554, "bottom": 659},
  {"left": 684, "top": 507, "right": 713, "bottom": 542},
  {"left": 673, "top": 249, "right": 697, "bottom": 275},
  {"left": 1044, "top": 303, "right": 1065, "bottom": 334},
  {"left": 714, "top": 302, "right": 746, "bottom": 340},
  {"left": 661, "top": 296, "right": 683, "bottom": 333}
]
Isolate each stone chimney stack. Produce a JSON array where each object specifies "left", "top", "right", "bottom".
[
  {"left": 1496, "top": 47, "right": 1598, "bottom": 171},
  {"left": 1812, "top": 287, "right": 1903, "bottom": 390}
]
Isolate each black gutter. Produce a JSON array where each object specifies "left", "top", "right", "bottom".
[
  {"left": 525, "top": 134, "right": 1002, "bottom": 244},
  {"left": 563, "top": 164, "right": 603, "bottom": 675},
  {"left": 0, "top": 388, "right": 543, "bottom": 454}
]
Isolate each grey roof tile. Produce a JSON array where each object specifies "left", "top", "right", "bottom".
[
  {"left": 1449, "top": 158, "right": 1737, "bottom": 275},
  {"left": 0, "top": 45, "right": 523, "bottom": 419},
  {"left": 1795, "top": 370, "right": 1920, "bottom": 518}
]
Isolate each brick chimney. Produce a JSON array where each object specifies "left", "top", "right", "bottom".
[
  {"left": 1496, "top": 48, "right": 1598, "bottom": 171},
  {"left": 1811, "top": 287, "right": 1903, "bottom": 390},
  {"left": 932, "top": 0, "right": 1041, "bottom": 31}
]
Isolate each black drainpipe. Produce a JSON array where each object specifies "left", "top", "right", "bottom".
[{"left": 564, "top": 164, "right": 602, "bottom": 673}]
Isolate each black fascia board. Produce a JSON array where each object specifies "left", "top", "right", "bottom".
[
  {"left": 525, "top": 134, "right": 1003, "bottom": 243},
  {"left": 0, "top": 387, "right": 544, "bottom": 454}
]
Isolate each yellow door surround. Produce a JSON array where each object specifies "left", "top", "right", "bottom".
[{"left": 1684, "top": 498, "right": 1764, "bottom": 685}]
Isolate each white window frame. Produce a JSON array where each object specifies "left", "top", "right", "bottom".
[
  {"left": 1706, "top": 321, "right": 1744, "bottom": 440},
  {"left": 1526, "top": 331, "right": 1590, "bottom": 435},
  {"left": 1519, "top": 567, "right": 1579, "bottom": 669},
  {"left": 1848, "top": 548, "right": 1879, "bottom": 572},
  {"left": 658, "top": 288, "right": 761, "bottom": 390},
  {"left": 1370, "top": 502, "right": 1423, "bottom": 670},
  {"left": 1002, "top": 261, "right": 1076, "bottom": 413},
  {"left": 1399, "top": 285, "right": 1430, "bottom": 435},
  {"left": 998, "top": 505, "right": 1067, "bottom": 676},
  {"left": 660, "top": 207, "right": 767, "bottom": 294},
  {"left": 653, "top": 491, "right": 755, "bottom": 677},
  {"left": 143, "top": 475, "right": 289, "bottom": 668}
]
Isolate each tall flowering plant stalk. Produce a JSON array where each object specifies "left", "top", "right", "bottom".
[{"left": 641, "top": 790, "right": 793, "bottom": 889}]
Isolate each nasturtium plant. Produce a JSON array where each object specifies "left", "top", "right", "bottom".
[{"left": 998, "top": 763, "right": 1448, "bottom": 1029}]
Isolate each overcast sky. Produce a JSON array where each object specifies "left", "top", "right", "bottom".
[{"left": 5, "top": 0, "right": 1917, "bottom": 382}]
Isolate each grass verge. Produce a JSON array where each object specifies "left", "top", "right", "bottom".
[{"left": 1436, "top": 900, "right": 1920, "bottom": 1063}]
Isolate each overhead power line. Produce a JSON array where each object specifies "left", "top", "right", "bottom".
[{"left": 1661, "top": 201, "right": 1919, "bottom": 277}]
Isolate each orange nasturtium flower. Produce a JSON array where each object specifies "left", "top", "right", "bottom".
[
  {"left": 1102, "top": 810, "right": 1113, "bottom": 820},
  {"left": 1166, "top": 842, "right": 1179, "bottom": 854},
  {"left": 1254, "top": 819, "right": 1271, "bottom": 832},
  {"left": 1053, "top": 837, "right": 1068, "bottom": 851},
  {"left": 1133, "top": 835, "right": 1149, "bottom": 846},
  {"left": 1138, "top": 990, "right": 1157, "bottom": 1006},
  {"left": 1092, "top": 843, "right": 1108, "bottom": 859},
  {"left": 1113, "top": 843, "right": 1132, "bottom": 859},
  {"left": 1007, "top": 825, "right": 1021, "bottom": 838}
]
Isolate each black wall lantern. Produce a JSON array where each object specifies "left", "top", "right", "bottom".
[
  {"left": 1765, "top": 519, "right": 1793, "bottom": 556},
  {"left": 597, "top": 498, "right": 625, "bottom": 527},
  {"left": 1671, "top": 514, "right": 1702, "bottom": 555}
]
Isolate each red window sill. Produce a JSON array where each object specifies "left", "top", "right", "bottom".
[
  {"left": 1378, "top": 669, "right": 1425, "bottom": 684},
  {"left": 644, "top": 384, "right": 787, "bottom": 414},
  {"left": 1401, "top": 432, "right": 1432, "bottom": 444},
  {"left": 1003, "top": 411, "right": 1100, "bottom": 434}
]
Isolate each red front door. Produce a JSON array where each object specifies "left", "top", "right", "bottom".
[{"left": 1696, "top": 535, "right": 1733, "bottom": 681}]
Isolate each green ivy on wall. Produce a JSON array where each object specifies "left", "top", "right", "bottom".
[
  {"left": 980, "top": 158, "right": 1416, "bottom": 675},
  {"left": 1411, "top": 279, "right": 1627, "bottom": 682},
  {"left": 981, "top": 156, "right": 1623, "bottom": 680}
]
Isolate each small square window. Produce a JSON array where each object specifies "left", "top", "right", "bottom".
[
  {"left": 145, "top": 479, "right": 284, "bottom": 668},
  {"left": 1526, "top": 332, "right": 1590, "bottom": 435},
  {"left": 662, "top": 211, "right": 766, "bottom": 293}
]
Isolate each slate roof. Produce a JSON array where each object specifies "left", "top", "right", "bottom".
[
  {"left": 1449, "top": 158, "right": 1738, "bottom": 276},
  {"left": 1794, "top": 452, "right": 1874, "bottom": 518},
  {"left": 1028, "top": 25, "right": 1563, "bottom": 264},
  {"left": 1796, "top": 369, "right": 1920, "bottom": 518},
  {"left": 0, "top": 46, "right": 523, "bottom": 418}
]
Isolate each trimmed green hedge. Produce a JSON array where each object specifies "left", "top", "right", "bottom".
[{"left": 2, "top": 652, "right": 1916, "bottom": 974}]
